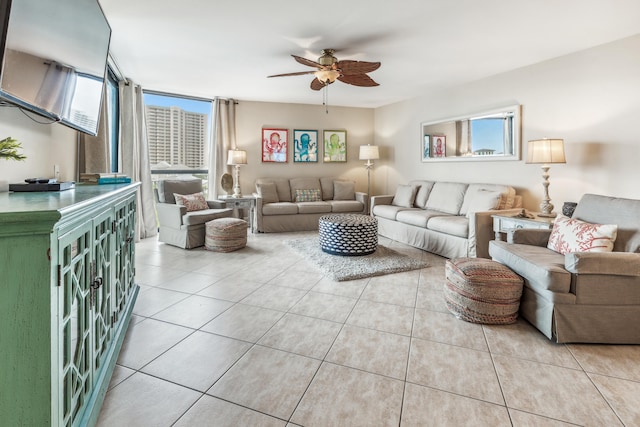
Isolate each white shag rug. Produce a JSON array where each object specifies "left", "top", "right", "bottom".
[{"left": 284, "top": 237, "right": 429, "bottom": 281}]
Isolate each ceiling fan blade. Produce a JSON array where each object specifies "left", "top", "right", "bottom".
[
  {"left": 310, "top": 78, "right": 326, "bottom": 91},
  {"left": 336, "top": 60, "right": 381, "bottom": 75},
  {"left": 338, "top": 73, "right": 379, "bottom": 87},
  {"left": 292, "top": 54, "right": 323, "bottom": 68},
  {"left": 268, "top": 70, "right": 317, "bottom": 78}
]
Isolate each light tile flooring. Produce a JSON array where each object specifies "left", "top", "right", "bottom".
[{"left": 97, "top": 232, "right": 640, "bottom": 426}]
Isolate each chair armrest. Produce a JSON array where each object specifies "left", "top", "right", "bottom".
[
  {"left": 467, "top": 211, "right": 495, "bottom": 258},
  {"left": 156, "top": 203, "right": 186, "bottom": 228},
  {"left": 371, "top": 195, "right": 394, "bottom": 212},
  {"left": 355, "top": 191, "right": 368, "bottom": 213},
  {"left": 254, "top": 195, "right": 264, "bottom": 232},
  {"left": 508, "top": 229, "right": 552, "bottom": 246},
  {"left": 565, "top": 252, "right": 640, "bottom": 276}
]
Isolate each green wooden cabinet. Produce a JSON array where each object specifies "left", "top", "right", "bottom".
[{"left": 0, "top": 184, "right": 140, "bottom": 426}]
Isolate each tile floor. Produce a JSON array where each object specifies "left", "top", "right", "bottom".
[{"left": 97, "top": 231, "right": 640, "bottom": 426}]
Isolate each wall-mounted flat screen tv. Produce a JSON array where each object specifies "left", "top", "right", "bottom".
[{"left": 0, "top": 0, "right": 111, "bottom": 136}]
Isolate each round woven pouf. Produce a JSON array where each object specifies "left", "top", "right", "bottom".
[
  {"left": 318, "top": 213, "right": 378, "bottom": 256},
  {"left": 444, "top": 257, "right": 523, "bottom": 324},
  {"left": 205, "top": 217, "right": 247, "bottom": 252}
]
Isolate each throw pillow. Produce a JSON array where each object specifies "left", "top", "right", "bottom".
[
  {"left": 465, "top": 190, "right": 501, "bottom": 217},
  {"left": 392, "top": 184, "right": 418, "bottom": 208},
  {"left": 173, "top": 192, "right": 208, "bottom": 212},
  {"left": 295, "top": 188, "right": 321, "bottom": 202},
  {"left": 334, "top": 181, "right": 355, "bottom": 200},
  {"left": 256, "top": 182, "right": 279, "bottom": 204},
  {"left": 547, "top": 215, "right": 618, "bottom": 254}
]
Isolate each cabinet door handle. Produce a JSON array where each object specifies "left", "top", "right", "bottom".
[{"left": 91, "top": 276, "right": 103, "bottom": 290}]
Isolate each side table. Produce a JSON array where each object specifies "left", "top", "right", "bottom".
[
  {"left": 492, "top": 212, "right": 555, "bottom": 241},
  {"left": 216, "top": 195, "right": 256, "bottom": 233}
]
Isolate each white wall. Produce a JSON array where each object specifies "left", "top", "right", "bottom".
[
  {"left": 233, "top": 101, "right": 375, "bottom": 195},
  {"left": 374, "top": 34, "right": 640, "bottom": 211},
  {"left": 0, "top": 106, "right": 77, "bottom": 183}
]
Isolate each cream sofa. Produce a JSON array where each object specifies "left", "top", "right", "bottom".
[
  {"left": 489, "top": 194, "right": 640, "bottom": 343},
  {"left": 254, "top": 177, "right": 367, "bottom": 232},
  {"left": 371, "top": 181, "right": 521, "bottom": 259}
]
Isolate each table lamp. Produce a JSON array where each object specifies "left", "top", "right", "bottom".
[
  {"left": 526, "top": 138, "right": 566, "bottom": 217},
  {"left": 227, "top": 148, "right": 247, "bottom": 198},
  {"left": 359, "top": 144, "right": 379, "bottom": 213}
]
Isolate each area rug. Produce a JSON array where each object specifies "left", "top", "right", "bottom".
[{"left": 284, "top": 237, "right": 429, "bottom": 281}]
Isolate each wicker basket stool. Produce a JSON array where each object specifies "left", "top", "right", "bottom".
[
  {"left": 205, "top": 217, "right": 247, "bottom": 252},
  {"left": 444, "top": 257, "right": 523, "bottom": 324},
  {"left": 319, "top": 213, "right": 378, "bottom": 256}
]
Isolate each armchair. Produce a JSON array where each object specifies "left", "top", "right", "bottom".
[
  {"left": 155, "top": 179, "right": 233, "bottom": 249},
  {"left": 489, "top": 194, "right": 640, "bottom": 343}
]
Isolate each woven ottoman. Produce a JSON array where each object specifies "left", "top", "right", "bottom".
[
  {"left": 319, "top": 213, "right": 378, "bottom": 256},
  {"left": 444, "top": 258, "right": 523, "bottom": 324},
  {"left": 205, "top": 217, "right": 247, "bottom": 252}
]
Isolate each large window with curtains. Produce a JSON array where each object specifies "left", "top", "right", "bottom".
[{"left": 143, "top": 91, "right": 213, "bottom": 189}]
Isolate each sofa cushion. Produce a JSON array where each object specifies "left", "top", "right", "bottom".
[
  {"left": 426, "top": 182, "right": 469, "bottom": 214},
  {"left": 262, "top": 202, "right": 298, "bottom": 215},
  {"left": 330, "top": 200, "right": 364, "bottom": 213},
  {"left": 427, "top": 215, "right": 469, "bottom": 238},
  {"left": 410, "top": 180, "right": 435, "bottom": 208},
  {"left": 392, "top": 184, "right": 419, "bottom": 208},
  {"left": 297, "top": 201, "right": 332, "bottom": 214},
  {"left": 572, "top": 193, "right": 640, "bottom": 253},
  {"left": 489, "top": 240, "right": 571, "bottom": 294},
  {"left": 157, "top": 179, "right": 202, "bottom": 204},
  {"left": 372, "top": 204, "right": 408, "bottom": 220},
  {"left": 334, "top": 180, "right": 355, "bottom": 200},
  {"left": 496, "top": 187, "right": 517, "bottom": 210},
  {"left": 295, "top": 188, "right": 322, "bottom": 202},
  {"left": 256, "top": 182, "right": 279, "bottom": 204},
  {"left": 256, "top": 178, "right": 292, "bottom": 202},
  {"left": 396, "top": 209, "right": 449, "bottom": 228},
  {"left": 460, "top": 184, "right": 511, "bottom": 215},
  {"left": 290, "top": 177, "right": 322, "bottom": 201},
  {"left": 461, "top": 190, "right": 502, "bottom": 216},
  {"left": 320, "top": 177, "right": 336, "bottom": 200},
  {"left": 547, "top": 215, "right": 617, "bottom": 255},
  {"left": 182, "top": 209, "right": 232, "bottom": 226},
  {"left": 174, "top": 192, "right": 208, "bottom": 212}
]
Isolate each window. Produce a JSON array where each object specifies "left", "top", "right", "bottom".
[{"left": 143, "top": 91, "right": 213, "bottom": 187}]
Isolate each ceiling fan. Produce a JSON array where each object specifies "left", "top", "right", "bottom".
[{"left": 268, "top": 49, "right": 381, "bottom": 90}]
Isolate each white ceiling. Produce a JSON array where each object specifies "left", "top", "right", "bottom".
[{"left": 99, "top": 0, "right": 640, "bottom": 108}]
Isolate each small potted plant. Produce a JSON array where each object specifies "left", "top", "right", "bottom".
[{"left": 0, "top": 136, "right": 26, "bottom": 161}]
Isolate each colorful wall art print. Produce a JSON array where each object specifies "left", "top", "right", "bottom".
[
  {"left": 422, "top": 134, "right": 431, "bottom": 161},
  {"left": 432, "top": 135, "right": 446, "bottom": 158},
  {"left": 323, "top": 130, "right": 347, "bottom": 162},
  {"left": 262, "top": 128, "right": 288, "bottom": 162},
  {"left": 293, "top": 129, "right": 318, "bottom": 162}
]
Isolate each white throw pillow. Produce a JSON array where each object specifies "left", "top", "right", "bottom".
[
  {"left": 334, "top": 181, "right": 355, "bottom": 200},
  {"left": 547, "top": 215, "right": 618, "bottom": 254},
  {"left": 464, "top": 190, "right": 501, "bottom": 217},
  {"left": 392, "top": 184, "right": 418, "bottom": 208},
  {"left": 173, "top": 192, "right": 208, "bottom": 212}
]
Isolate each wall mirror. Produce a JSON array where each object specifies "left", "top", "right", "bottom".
[{"left": 421, "top": 105, "right": 521, "bottom": 162}]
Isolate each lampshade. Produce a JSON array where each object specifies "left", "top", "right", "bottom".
[
  {"left": 526, "top": 139, "right": 566, "bottom": 164},
  {"left": 227, "top": 149, "right": 247, "bottom": 166},
  {"left": 359, "top": 144, "right": 380, "bottom": 161}
]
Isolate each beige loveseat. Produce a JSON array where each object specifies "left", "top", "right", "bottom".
[
  {"left": 371, "top": 181, "right": 521, "bottom": 259},
  {"left": 489, "top": 194, "right": 640, "bottom": 343},
  {"left": 254, "top": 177, "right": 367, "bottom": 232}
]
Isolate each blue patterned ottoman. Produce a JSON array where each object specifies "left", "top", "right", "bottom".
[{"left": 319, "top": 214, "right": 378, "bottom": 256}]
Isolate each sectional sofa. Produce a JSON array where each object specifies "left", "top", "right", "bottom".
[
  {"left": 254, "top": 177, "right": 367, "bottom": 232},
  {"left": 371, "top": 180, "right": 521, "bottom": 259}
]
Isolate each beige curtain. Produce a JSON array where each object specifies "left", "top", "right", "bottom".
[
  {"left": 119, "top": 79, "right": 157, "bottom": 241},
  {"left": 78, "top": 84, "right": 110, "bottom": 175},
  {"left": 208, "top": 98, "right": 236, "bottom": 199}
]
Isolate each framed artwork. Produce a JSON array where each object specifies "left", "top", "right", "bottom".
[
  {"left": 262, "top": 128, "right": 288, "bottom": 162},
  {"left": 293, "top": 129, "right": 318, "bottom": 162},
  {"left": 323, "top": 130, "right": 347, "bottom": 162},
  {"left": 422, "top": 134, "right": 431, "bottom": 161},
  {"left": 432, "top": 135, "right": 446, "bottom": 158}
]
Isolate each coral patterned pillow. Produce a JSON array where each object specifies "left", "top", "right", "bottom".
[
  {"left": 547, "top": 215, "right": 617, "bottom": 254},
  {"left": 173, "top": 192, "right": 208, "bottom": 212}
]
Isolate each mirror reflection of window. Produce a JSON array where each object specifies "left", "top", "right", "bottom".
[{"left": 470, "top": 113, "right": 514, "bottom": 156}]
